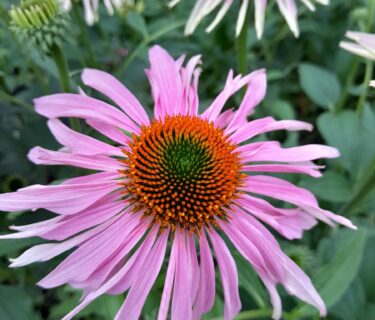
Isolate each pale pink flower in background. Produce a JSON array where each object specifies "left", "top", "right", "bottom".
[
  {"left": 340, "top": 31, "right": 375, "bottom": 87},
  {"left": 60, "top": 0, "right": 125, "bottom": 25},
  {"left": 169, "top": 0, "right": 329, "bottom": 38},
  {"left": 0, "top": 46, "right": 355, "bottom": 319}
]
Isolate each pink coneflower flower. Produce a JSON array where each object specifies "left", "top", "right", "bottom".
[
  {"left": 340, "top": 31, "right": 375, "bottom": 87},
  {"left": 60, "top": 0, "right": 125, "bottom": 25},
  {"left": 0, "top": 46, "right": 355, "bottom": 319},
  {"left": 169, "top": 0, "right": 329, "bottom": 38}
]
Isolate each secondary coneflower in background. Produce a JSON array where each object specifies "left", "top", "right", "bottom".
[
  {"left": 0, "top": 46, "right": 355, "bottom": 320},
  {"left": 170, "top": 0, "right": 329, "bottom": 38},
  {"left": 340, "top": 31, "right": 375, "bottom": 87},
  {"left": 60, "top": 0, "right": 125, "bottom": 25}
]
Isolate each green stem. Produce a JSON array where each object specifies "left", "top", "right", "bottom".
[
  {"left": 335, "top": 57, "right": 359, "bottom": 113},
  {"left": 340, "top": 157, "right": 375, "bottom": 216},
  {"left": 0, "top": 90, "right": 34, "bottom": 111},
  {"left": 236, "top": 9, "right": 250, "bottom": 76},
  {"left": 234, "top": 309, "right": 272, "bottom": 319},
  {"left": 50, "top": 44, "right": 81, "bottom": 131},
  {"left": 366, "top": 0, "right": 375, "bottom": 31},
  {"left": 116, "top": 20, "right": 185, "bottom": 76},
  {"left": 355, "top": 60, "right": 373, "bottom": 114},
  {"left": 50, "top": 44, "right": 71, "bottom": 92},
  {"left": 72, "top": 4, "right": 96, "bottom": 67}
]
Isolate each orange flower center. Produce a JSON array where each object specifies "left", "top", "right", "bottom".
[{"left": 122, "top": 115, "right": 243, "bottom": 233}]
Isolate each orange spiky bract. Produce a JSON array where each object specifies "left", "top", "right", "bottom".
[{"left": 120, "top": 115, "right": 243, "bottom": 234}]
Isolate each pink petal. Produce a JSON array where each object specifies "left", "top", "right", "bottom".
[
  {"left": 208, "top": 229, "right": 241, "bottom": 320},
  {"left": 38, "top": 213, "right": 142, "bottom": 288},
  {"left": 82, "top": 69, "right": 150, "bottom": 126},
  {"left": 114, "top": 230, "right": 169, "bottom": 320},
  {"left": 229, "top": 116, "right": 312, "bottom": 144},
  {"left": 187, "top": 234, "right": 200, "bottom": 302},
  {"left": 41, "top": 193, "right": 125, "bottom": 241},
  {"left": 62, "top": 226, "right": 160, "bottom": 320},
  {"left": 28, "top": 147, "right": 122, "bottom": 171},
  {"left": 242, "top": 163, "right": 323, "bottom": 178},
  {"left": 220, "top": 212, "right": 285, "bottom": 282},
  {"left": 9, "top": 215, "right": 119, "bottom": 267},
  {"left": 241, "top": 175, "right": 356, "bottom": 229},
  {"left": 202, "top": 70, "right": 257, "bottom": 122},
  {"left": 239, "top": 143, "right": 340, "bottom": 163},
  {"left": 172, "top": 230, "right": 193, "bottom": 319},
  {"left": 70, "top": 219, "right": 150, "bottom": 292},
  {"left": 214, "top": 108, "right": 236, "bottom": 129},
  {"left": 192, "top": 231, "right": 215, "bottom": 319},
  {"left": 0, "top": 179, "right": 116, "bottom": 215},
  {"left": 86, "top": 119, "right": 131, "bottom": 146},
  {"left": 237, "top": 194, "right": 317, "bottom": 240},
  {"left": 47, "top": 119, "right": 123, "bottom": 156},
  {"left": 148, "top": 45, "right": 183, "bottom": 119},
  {"left": 226, "top": 69, "right": 267, "bottom": 133},
  {"left": 34, "top": 94, "right": 139, "bottom": 134},
  {"left": 157, "top": 235, "right": 177, "bottom": 320},
  {"left": 281, "top": 255, "right": 326, "bottom": 316}
]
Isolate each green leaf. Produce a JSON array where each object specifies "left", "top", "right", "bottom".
[
  {"left": 0, "top": 285, "right": 34, "bottom": 320},
  {"left": 317, "top": 107, "right": 375, "bottom": 179},
  {"left": 299, "top": 171, "right": 352, "bottom": 203},
  {"left": 298, "top": 63, "right": 341, "bottom": 110},
  {"left": 291, "top": 230, "right": 366, "bottom": 318},
  {"left": 126, "top": 12, "right": 149, "bottom": 39}
]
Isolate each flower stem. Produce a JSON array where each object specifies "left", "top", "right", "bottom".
[
  {"left": 50, "top": 44, "right": 71, "bottom": 92},
  {"left": 50, "top": 44, "right": 80, "bottom": 131},
  {"left": 355, "top": 60, "right": 373, "bottom": 114},
  {"left": 72, "top": 3, "right": 96, "bottom": 67},
  {"left": 340, "top": 156, "right": 375, "bottom": 216}
]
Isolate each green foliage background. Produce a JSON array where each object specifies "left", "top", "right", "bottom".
[{"left": 0, "top": 0, "right": 374, "bottom": 319}]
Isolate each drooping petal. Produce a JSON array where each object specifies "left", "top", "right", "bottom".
[
  {"left": 28, "top": 147, "right": 122, "bottom": 171},
  {"left": 208, "top": 229, "right": 241, "bottom": 320},
  {"left": 157, "top": 234, "right": 177, "bottom": 320},
  {"left": 62, "top": 226, "right": 160, "bottom": 320},
  {"left": 38, "top": 213, "right": 144, "bottom": 288},
  {"left": 0, "top": 179, "right": 117, "bottom": 215},
  {"left": 229, "top": 116, "right": 312, "bottom": 144},
  {"left": 242, "top": 163, "right": 323, "bottom": 178},
  {"left": 241, "top": 175, "right": 356, "bottom": 229},
  {"left": 239, "top": 143, "right": 340, "bottom": 163},
  {"left": 237, "top": 194, "right": 317, "bottom": 240},
  {"left": 47, "top": 119, "right": 123, "bottom": 156},
  {"left": 9, "top": 215, "right": 120, "bottom": 267},
  {"left": 82, "top": 69, "right": 150, "bottom": 126},
  {"left": 192, "top": 231, "right": 215, "bottom": 319},
  {"left": 34, "top": 94, "right": 139, "bottom": 134},
  {"left": 171, "top": 230, "right": 193, "bottom": 319},
  {"left": 114, "top": 229, "right": 169, "bottom": 320},
  {"left": 276, "top": 0, "right": 299, "bottom": 37}
]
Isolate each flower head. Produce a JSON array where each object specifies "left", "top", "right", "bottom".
[
  {"left": 60, "top": 0, "right": 131, "bottom": 25},
  {"left": 0, "top": 46, "right": 355, "bottom": 320},
  {"left": 340, "top": 31, "right": 375, "bottom": 87},
  {"left": 170, "top": 0, "right": 329, "bottom": 38},
  {"left": 9, "top": 0, "right": 70, "bottom": 53}
]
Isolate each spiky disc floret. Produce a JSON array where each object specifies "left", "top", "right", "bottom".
[
  {"left": 122, "top": 115, "right": 243, "bottom": 233},
  {"left": 9, "top": 0, "right": 70, "bottom": 54}
]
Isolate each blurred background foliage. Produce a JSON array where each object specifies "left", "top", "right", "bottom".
[{"left": 0, "top": 0, "right": 374, "bottom": 319}]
